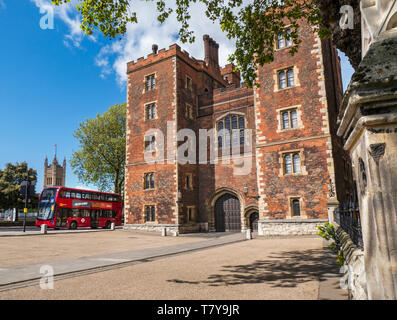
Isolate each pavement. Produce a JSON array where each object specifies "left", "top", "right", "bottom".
[{"left": 0, "top": 230, "right": 348, "bottom": 300}]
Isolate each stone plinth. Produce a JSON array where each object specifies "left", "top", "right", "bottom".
[{"left": 337, "top": 36, "right": 397, "bottom": 300}]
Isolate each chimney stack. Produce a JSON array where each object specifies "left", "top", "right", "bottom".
[
  {"left": 152, "top": 44, "right": 158, "bottom": 54},
  {"left": 203, "top": 35, "right": 210, "bottom": 65},
  {"left": 203, "top": 35, "right": 219, "bottom": 68}
]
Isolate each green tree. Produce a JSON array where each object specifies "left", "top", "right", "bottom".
[
  {"left": 0, "top": 162, "right": 38, "bottom": 210},
  {"left": 52, "top": 0, "right": 328, "bottom": 87},
  {"left": 71, "top": 103, "right": 126, "bottom": 195}
]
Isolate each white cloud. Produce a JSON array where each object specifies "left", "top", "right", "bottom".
[
  {"left": 30, "top": 0, "right": 354, "bottom": 88},
  {"left": 30, "top": 0, "right": 91, "bottom": 48},
  {"left": 94, "top": 1, "right": 235, "bottom": 85}
]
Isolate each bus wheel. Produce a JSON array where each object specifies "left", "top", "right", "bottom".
[
  {"left": 69, "top": 221, "right": 77, "bottom": 230},
  {"left": 104, "top": 221, "right": 111, "bottom": 229}
]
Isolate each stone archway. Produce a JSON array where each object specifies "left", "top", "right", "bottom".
[
  {"left": 244, "top": 205, "right": 259, "bottom": 232},
  {"left": 214, "top": 193, "right": 241, "bottom": 232},
  {"left": 248, "top": 211, "right": 259, "bottom": 232}
]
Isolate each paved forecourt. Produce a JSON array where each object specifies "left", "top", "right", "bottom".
[{"left": 0, "top": 231, "right": 347, "bottom": 300}]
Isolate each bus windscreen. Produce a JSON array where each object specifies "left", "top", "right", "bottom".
[{"left": 37, "top": 188, "right": 58, "bottom": 220}]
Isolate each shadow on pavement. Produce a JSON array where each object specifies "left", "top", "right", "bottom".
[{"left": 167, "top": 248, "right": 340, "bottom": 288}]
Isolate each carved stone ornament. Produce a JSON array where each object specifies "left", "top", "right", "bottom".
[
  {"left": 361, "top": 0, "right": 397, "bottom": 58},
  {"left": 369, "top": 143, "right": 386, "bottom": 164},
  {"left": 329, "top": 177, "right": 336, "bottom": 198}
]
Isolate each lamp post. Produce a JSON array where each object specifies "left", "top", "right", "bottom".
[{"left": 20, "top": 169, "right": 36, "bottom": 233}]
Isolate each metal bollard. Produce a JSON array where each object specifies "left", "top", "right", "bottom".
[
  {"left": 110, "top": 222, "right": 115, "bottom": 230},
  {"left": 161, "top": 227, "right": 167, "bottom": 237},
  {"left": 41, "top": 224, "right": 48, "bottom": 234},
  {"left": 245, "top": 229, "right": 252, "bottom": 240}
]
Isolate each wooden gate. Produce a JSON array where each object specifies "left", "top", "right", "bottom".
[{"left": 215, "top": 194, "right": 241, "bottom": 232}]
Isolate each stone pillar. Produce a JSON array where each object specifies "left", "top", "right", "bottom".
[
  {"left": 41, "top": 224, "right": 48, "bottom": 234},
  {"left": 337, "top": 35, "right": 397, "bottom": 299},
  {"left": 327, "top": 199, "right": 339, "bottom": 225}
]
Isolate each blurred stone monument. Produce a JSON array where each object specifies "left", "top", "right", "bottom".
[{"left": 337, "top": 0, "right": 397, "bottom": 300}]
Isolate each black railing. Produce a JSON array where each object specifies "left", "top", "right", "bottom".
[{"left": 334, "top": 202, "right": 364, "bottom": 249}]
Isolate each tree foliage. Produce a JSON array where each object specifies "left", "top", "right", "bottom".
[
  {"left": 52, "top": 0, "right": 329, "bottom": 87},
  {"left": 0, "top": 162, "right": 38, "bottom": 210},
  {"left": 70, "top": 103, "right": 126, "bottom": 194}
]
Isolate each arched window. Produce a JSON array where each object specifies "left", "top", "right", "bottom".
[{"left": 217, "top": 115, "right": 246, "bottom": 148}]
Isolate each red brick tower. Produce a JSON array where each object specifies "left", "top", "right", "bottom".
[{"left": 254, "top": 20, "right": 348, "bottom": 235}]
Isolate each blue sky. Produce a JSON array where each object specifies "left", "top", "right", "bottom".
[{"left": 0, "top": 0, "right": 355, "bottom": 193}]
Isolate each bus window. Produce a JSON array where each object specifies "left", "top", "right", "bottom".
[
  {"left": 103, "top": 210, "right": 111, "bottom": 218},
  {"left": 72, "top": 209, "right": 79, "bottom": 217},
  {"left": 76, "top": 192, "right": 82, "bottom": 199},
  {"left": 71, "top": 192, "right": 76, "bottom": 199},
  {"left": 112, "top": 211, "right": 117, "bottom": 218},
  {"left": 84, "top": 193, "right": 91, "bottom": 200},
  {"left": 82, "top": 209, "right": 90, "bottom": 217}
]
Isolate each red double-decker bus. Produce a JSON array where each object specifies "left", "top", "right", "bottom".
[{"left": 36, "top": 187, "right": 122, "bottom": 229}]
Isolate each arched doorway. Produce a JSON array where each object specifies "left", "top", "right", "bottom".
[
  {"left": 214, "top": 194, "right": 241, "bottom": 232},
  {"left": 249, "top": 212, "right": 259, "bottom": 232}
]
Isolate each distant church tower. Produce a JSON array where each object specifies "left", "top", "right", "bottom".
[{"left": 43, "top": 155, "right": 66, "bottom": 188}]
